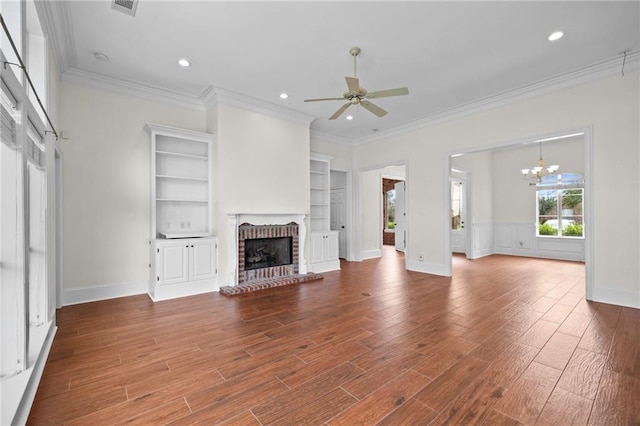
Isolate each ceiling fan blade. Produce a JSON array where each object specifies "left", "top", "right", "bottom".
[
  {"left": 329, "top": 103, "right": 351, "bottom": 120},
  {"left": 345, "top": 76, "right": 360, "bottom": 92},
  {"left": 366, "top": 87, "right": 409, "bottom": 99},
  {"left": 360, "top": 100, "right": 387, "bottom": 118},
  {"left": 304, "top": 97, "right": 345, "bottom": 102}
]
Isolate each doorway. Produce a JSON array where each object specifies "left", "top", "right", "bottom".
[
  {"left": 330, "top": 170, "right": 351, "bottom": 260},
  {"left": 450, "top": 177, "right": 467, "bottom": 255}
]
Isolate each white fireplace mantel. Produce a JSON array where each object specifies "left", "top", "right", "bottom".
[{"left": 227, "top": 213, "right": 307, "bottom": 286}]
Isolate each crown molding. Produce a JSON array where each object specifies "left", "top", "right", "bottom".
[
  {"left": 310, "top": 129, "right": 353, "bottom": 146},
  {"left": 62, "top": 68, "right": 205, "bottom": 111},
  {"left": 200, "top": 85, "right": 315, "bottom": 126},
  {"left": 34, "top": 0, "right": 76, "bottom": 73},
  {"left": 352, "top": 52, "right": 640, "bottom": 146}
]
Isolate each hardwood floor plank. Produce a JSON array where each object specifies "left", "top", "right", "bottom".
[
  {"left": 481, "top": 409, "right": 524, "bottom": 425},
  {"left": 327, "top": 369, "right": 429, "bottom": 425},
  {"left": 479, "top": 343, "right": 539, "bottom": 388},
  {"left": 429, "top": 377, "right": 505, "bottom": 425},
  {"left": 605, "top": 335, "right": 640, "bottom": 379},
  {"left": 374, "top": 398, "right": 437, "bottom": 425},
  {"left": 413, "top": 355, "right": 490, "bottom": 412},
  {"left": 519, "top": 319, "right": 559, "bottom": 349},
  {"left": 589, "top": 369, "right": 640, "bottom": 425},
  {"left": 491, "top": 362, "right": 561, "bottom": 425},
  {"left": 556, "top": 347, "right": 607, "bottom": 399},
  {"left": 536, "top": 387, "right": 593, "bottom": 426},
  {"left": 557, "top": 311, "right": 592, "bottom": 337},
  {"left": 577, "top": 321, "right": 616, "bottom": 355},
  {"left": 251, "top": 362, "right": 362, "bottom": 424},
  {"left": 534, "top": 332, "right": 580, "bottom": 370}
]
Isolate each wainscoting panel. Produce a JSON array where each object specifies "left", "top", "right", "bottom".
[
  {"left": 470, "top": 222, "right": 493, "bottom": 259},
  {"left": 493, "top": 222, "right": 584, "bottom": 261}
]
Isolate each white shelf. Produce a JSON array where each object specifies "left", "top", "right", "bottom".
[
  {"left": 156, "top": 174, "right": 208, "bottom": 182},
  {"left": 310, "top": 170, "right": 327, "bottom": 175},
  {"left": 156, "top": 198, "right": 208, "bottom": 203},
  {"left": 310, "top": 186, "right": 327, "bottom": 191},
  {"left": 156, "top": 150, "right": 208, "bottom": 160}
]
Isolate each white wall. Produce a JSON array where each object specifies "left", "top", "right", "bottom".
[
  {"left": 360, "top": 169, "right": 382, "bottom": 258},
  {"left": 208, "top": 103, "right": 310, "bottom": 286},
  {"left": 59, "top": 81, "right": 205, "bottom": 301},
  {"left": 353, "top": 71, "right": 639, "bottom": 307}
]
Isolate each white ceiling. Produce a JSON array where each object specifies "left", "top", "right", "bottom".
[{"left": 44, "top": 1, "right": 639, "bottom": 142}]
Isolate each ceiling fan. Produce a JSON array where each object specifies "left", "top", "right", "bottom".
[{"left": 304, "top": 47, "right": 409, "bottom": 120}]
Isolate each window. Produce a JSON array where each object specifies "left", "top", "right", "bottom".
[
  {"left": 451, "top": 181, "right": 462, "bottom": 230},
  {"left": 537, "top": 174, "right": 584, "bottom": 238},
  {"left": 385, "top": 188, "right": 395, "bottom": 230}
]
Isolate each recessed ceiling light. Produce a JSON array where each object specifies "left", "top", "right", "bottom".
[
  {"left": 346, "top": 115, "right": 353, "bottom": 120},
  {"left": 93, "top": 52, "right": 109, "bottom": 62},
  {"left": 177, "top": 59, "right": 191, "bottom": 67},
  {"left": 548, "top": 31, "right": 564, "bottom": 41},
  {"left": 280, "top": 93, "right": 289, "bottom": 99}
]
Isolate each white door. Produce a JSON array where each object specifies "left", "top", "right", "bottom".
[
  {"left": 190, "top": 239, "right": 216, "bottom": 281},
  {"left": 325, "top": 232, "right": 339, "bottom": 261},
  {"left": 157, "top": 241, "right": 189, "bottom": 285},
  {"left": 451, "top": 179, "right": 466, "bottom": 254},
  {"left": 394, "top": 181, "right": 406, "bottom": 252},
  {"left": 310, "top": 233, "right": 325, "bottom": 263},
  {"left": 330, "top": 188, "right": 347, "bottom": 258}
]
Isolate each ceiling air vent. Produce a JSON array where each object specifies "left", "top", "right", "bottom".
[{"left": 111, "top": 0, "right": 138, "bottom": 17}]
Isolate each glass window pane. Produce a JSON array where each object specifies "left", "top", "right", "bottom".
[
  {"left": 561, "top": 189, "right": 583, "bottom": 237},
  {"left": 538, "top": 190, "right": 558, "bottom": 236},
  {"left": 386, "top": 189, "right": 395, "bottom": 229},
  {"left": 451, "top": 182, "right": 462, "bottom": 230}
]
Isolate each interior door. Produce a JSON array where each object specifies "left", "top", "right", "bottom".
[
  {"left": 394, "top": 181, "right": 406, "bottom": 252},
  {"left": 451, "top": 179, "right": 466, "bottom": 254},
  {"left": 330, "top": 188, "right": 347, "bottom": 258}
]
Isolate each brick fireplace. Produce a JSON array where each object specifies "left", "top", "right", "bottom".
[
  {"left": 226, "top": 213, "right": 307, "bottom": 286},
  {"left": 238, "top": 222, "right": 299, "bottom": 284}
]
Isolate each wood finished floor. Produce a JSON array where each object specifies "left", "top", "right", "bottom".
[{"left": 28, "top": 247, "right": 640, "bottom": 425}]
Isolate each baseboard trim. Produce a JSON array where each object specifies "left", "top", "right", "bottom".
[
  {"left": 148, "top": 279, "right": 218, "bottom": 302},
  {"left": 406, "top": 260, "right": 450, "bottom": 277},
  {"left": 308, "top": 260, "right": 340, "bottom": 274},
  {"left": 63, "top": 281, "right": 147, "bottom": 306},
  {"left": 362, "top": 249, "right": 382, "bottom": 260},
  {"left": 590, "top": 286, "right": 640, "bottom": 309}
]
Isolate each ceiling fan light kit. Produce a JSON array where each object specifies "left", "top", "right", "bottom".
[{"left": 304, "top": 47, "right": 409, "bottom": 120}]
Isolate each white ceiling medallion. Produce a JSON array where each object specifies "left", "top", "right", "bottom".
[{"left": 111, "top": 0, "right": 138, "bottom": 17}]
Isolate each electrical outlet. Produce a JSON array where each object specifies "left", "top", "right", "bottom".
[
  {"left": 180, "top": 222, "right": 185, "bottom": 229},
  {"left": 186, "top": 221, "right": 191, "bottom": 229},
  {"left": 167, "top": 222, "right": 171, "bottom": 229},
  {"left": 418, "top": 253, "right": 424, "bottom": 261}
]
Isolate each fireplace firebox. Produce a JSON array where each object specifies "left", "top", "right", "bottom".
[
  {"left": 237, "top": 221, "right": 300, "bottom": 285},
  {"left": 244, "top": 237, "right": 292, "bottom": 271}
]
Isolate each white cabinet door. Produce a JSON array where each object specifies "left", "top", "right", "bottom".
[
  {"left": 325, "top": 232, "right": 339, "bottom": 261},
  {"left": 310, "top": 233, "right": 325, "bottom": 263},
  {"left": 190, "top": 238, "right": 216, "bottom": 281},
  {"left": 157, "top": 241, "right": 189, "bottom": 285}
]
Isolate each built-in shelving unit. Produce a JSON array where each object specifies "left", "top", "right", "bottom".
[
  {"left": 309, "top": 153, "right": 340, "bottom": 273},
  {"left": 146, "top": 123, "right": 218, "bottom": 301},
  {"left": 310, "top": 154, "right": 331, "bottom": 233}
]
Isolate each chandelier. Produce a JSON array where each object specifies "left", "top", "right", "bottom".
[{"left": 521, "top": 142, "right": 559, "bottom": 184}]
